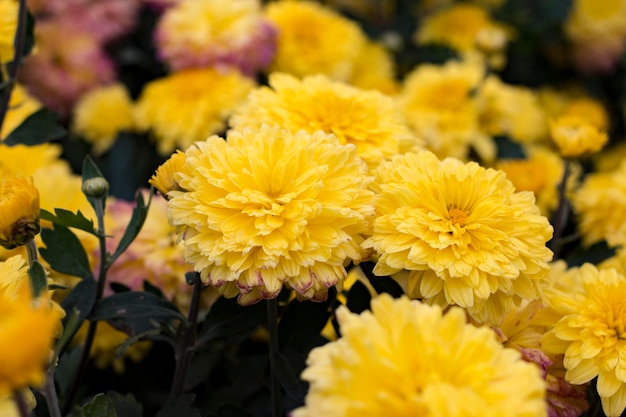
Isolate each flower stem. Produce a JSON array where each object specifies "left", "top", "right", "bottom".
[
  {"left": 62, "top": 196, "right": 108, "bottom": 413},
  {"left": 169, "top": 272, "right": 202, "bottom": 400},
  {"left": 548, "top": 160, "right": 571, "bottom": 258},
  {"left": 266, "top": 298, "right": 283, "bottom": 417},
  {"left": 44, "top": 367, "right": 62, "bottom": 417},
  {"left": 25, "top": 239, "right": 37, "bottom": 265},
  {"left": 0, "top": 0, "right": 28, "bottom": 135},
  {"left": 14, "top": 390, "right": 32, "bottom": 417}
]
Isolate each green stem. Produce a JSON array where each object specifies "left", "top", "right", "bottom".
[
  {"left": 25, "top": 239, "right": 37, "bottom": 265},
  {"left": 44, "top": 367, "right": 62, "bottom": 417},
  {"left": 0, "top": 0, "right": 28, "bottom": 135},
  {"left": 169, "top": 272, "right": 203, "bottom": 400},
  {"left": 266, "top": 298, "right": 283, "bottom": 417},
  {"left": 14, "top": 390, "right": 32, "bottom": 417},
  {"left": 62, "top": 196, "right": 108, "bottom": 413},
  {"left": 548, "top": 160, "right": 571, "bottom": 259}
]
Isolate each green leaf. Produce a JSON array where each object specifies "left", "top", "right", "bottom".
[
  {"left": 75, "top": 393, "right": 117, "bottom": 417},
  {"left": 494, "top": 136, "right": 526, "bottom": 160},
  {"left": 156, "top": 394, "right": 200, "bottom": 417},
  {"left": 40, "top": 225, "right": 93, "bottom": 279},
  {"left": 212, "top": 404, "right": 256, "bottom": 417},
  {"left": 275, "top": 351, "right": 307, "bottom": 400},
  {"left": 197, "top": 297, "right": 265, "bottom": 346},
  {"left": 90, "top": 291, "right": 185, "bottom": 337},
  {"left": 109, "top": 191, "right": 151, "bottom": 265},
  {"left": 106, "top": 391, "right": 143, "bottom": 417},
  {"left": 40, "top": 208, "right": 97, "bottom": 236},
  {"left": 346, "top": 281, "right": 372, "bottom": 314},
  {"left": 278, "top": 296, "right": 334, "bottom": 351},
  {"left": 61, "top": 277, "right": 97, "bottom": 330},
  {"left": 3, "top": 109, "right": 66, "bottom": 146},
  {"left": 54, "top": 309, "right": 81, "bottom": 359},
  {"left": 114, "top": 328, "right": 163, "bottom": 358},
  {"left": 28, "top": 260, "right": 47, "bottom": 298}
]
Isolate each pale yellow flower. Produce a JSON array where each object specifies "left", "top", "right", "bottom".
[
  {"left": 399, "top": 59, "right": 494, "bottom": 161},
  {"left": 349, "top": 41, "right": 398, "bottom": 94},
  {"left": 231, "top": 73, "right": 419, "bottom": 171},
  {"left": 0, "top": 85, "right": 41, "bottom": 141},
  {"left": 0, "top": 390, "right": 36, "bottom": 417},
  {"left": 72, "top": 83, "right": 136, "bottom": 155},
  {"left": 265, "top": 0, "right": 367, "bottom": 80},
  {"left": 0, "top": 175, "right": 40, "bottom": 249},
  {"left": 364, "top": 151, "right": 553, "bottom": 324},
  {"left": 149, "top": 150, "right": 186, "bottom": 197},
  {"left": 550, "top": 114, "right": 608, "bottom": 158},
  {"left": 135, "top": 68, "right": 255, "bottom": 155},
  {"left": 167, "top": 125, "right": 374, "bottom": 305},
  {"left": 294, "top": 294, "right": 547, "bottom": 417},
  {"left": 542, "top": 263, "right": 626, "bottom": 417}
]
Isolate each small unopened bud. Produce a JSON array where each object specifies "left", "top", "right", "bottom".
[{"left": 82, "top": 177, "right": 109, "bottom": 199}]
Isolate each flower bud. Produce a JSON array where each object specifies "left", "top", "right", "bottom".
[
  {"left": 0, "top": 175, "right": 41, "bottom": 250},
  {"left": 82, "top": 177, "right": 109, "bottom": 199}
]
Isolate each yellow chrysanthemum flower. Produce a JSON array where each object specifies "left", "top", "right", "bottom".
[
  {"left": 1, "top": 85, "right": 41, "bottom": 141},
  {"left": 293, "top": 294, "right": 547, "bottom": 417},
  {"left": 72, "top": 83, "right": 136, "bottom": 155},
  {"left": 135, "top": 68, "right": 255, "bottom": 156},
  {"left": 265, "top": 0, "right": 367, "bottom": 80},
  {"left": 0, "top": 0, "right": 17, "bottom": 63},
  {"left": 167, "top": 125, "right": 374, "bottom": 305},
  {"left": 0, "top": 390, "right": 36, "bottom": 417},
  {"left": 149, "top": 150, "right": 187, "bottom": 197},
  {"left": 542, "top": 263, "right": 626, "bottom": 417},
  {"left": 594, "top": 142, "right": 626, "bottom": 172},
  {"left": 496, "top": 147, "right": 565, "bottom": 216},
  {"left": 0, "top": 175, "right": 41, "bottom": 250},
  {"left": 550, "top": 114, "right": 609, "bottom": 158},
  {"left": 0, "top": 256, "right": 62, "bottom": 396},
  {"left": 349, "top": 41, "right": 399, "bottom": 94},
  {"left": 363, "top": 151, "right": 553, "bottom": 324},
  {"left": 0, "top": 143, "right": 64, "bottom": 177},
  {"left": 231, "top": 73, "right": 419, "bottom": 171},
  {"left": 399, "top": 59, "right": 494, "bottom": 161},
  {"left": 563, "top": 97, "right": 610, "bottom": 130},
  {"left": 478, "top": 75, "right": 548, "bottom": 144},
  {"left": 572, "top": 160, "right": 626, "bottom": 247}
]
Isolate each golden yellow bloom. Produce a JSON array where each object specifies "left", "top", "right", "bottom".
[
  {"left": 572, "top": 160, "right": 626, "bottom": 247},
  {"left": 294, "top": 294, "right": 547, "bottom": 417},
  {"left": 167, "top": 125, "right": 374, "bottom": 305},
  {"left": 149, "top": 150, "right": 187, "bottom": 197},
  {"left": 1, "top": 85, "right": 41, "bottom": 141},
  {"left": 265, "top": 0, "right": 367, "bottom": 80},
  {"left": 399, "top": 60, "right": 494, "bottom": 161},
  {"left": 364, "top": 151, "right": 553, "bottom": 324},
  {"left": 0, "top": 0, "right": 17, "bottom": 63},
  {"left": 231, "top": 73, "right": 419, "bottom": 171},
  {"left": 478, "top": 75, "right": 548, "bottom": 144},
  {"left": 563, "top": 97, "right": 610, "bottom": 130},
  {"left": 0, "top": 143, "right": 64, "bottom": 177},
  {"left": 542, "top": 263, "right": 626, "bottom": 417},
  {"left": 414, "top": 3, "right": 511, "bottom": 54},
  {"left": 0, "top": 175, "right": 40, "bottom": 249},
  {"left": 72, "top": 83, "right": 135, "bottom": 155},
  {"left": 0, "top": 257, "right": 62, "bottom": 396},
  {"left": 135, "top": 68, "right": 255, "bottom": 155},
  {"left": 349, "top": 41, "right": 399, "bottom": 94},
  {"left": 550, "top": 114, "right": 608, "bottom": 158},
  {"left": 496, "top": 147, "right": 565, "bottom": 216}
]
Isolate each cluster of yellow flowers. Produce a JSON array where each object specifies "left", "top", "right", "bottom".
[{"left": 4, "top": 0, "right": 626, "bottom": 416}]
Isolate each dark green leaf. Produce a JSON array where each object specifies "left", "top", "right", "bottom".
[
  {"left": 75, "top": 393, "right": 117, "bottom": 417},
  {"left": 55, "top": 346, "right": 83, "bottom": 401},
  {"left": 40, "top": 208, "right": 97, "bottom": 236},
  {"left": 109, "top": 191, "right": 150, "bottom": 265},
  {"left": 54, "top": 309, "right": 81, "bottom": 359},
  {"left": 275, "top": 351, "right": 307, "bottom": 400},
  {"left": 61, "top": 277, "right": 97, "bottom": 330},
  {"left": 90, "top": 291, "right": 185, "bottom": 336},
  {"left": 359, "top": 262, "right": 404, "bottom": 298},
  {"left": 278, "top": 296, "right": 334, "bottom": 350},
  {"left": 197, "top": 297, "right": 265, "bottom": 346},
  {"left": 110, "top": 282, "right": 131, "bottom": 293},
  {"left": 106, "top": 392, "right": 143, "bottom": 417},
  {"left": 346, "top": 281, "right": 372, "bottom": 314},
  {"left": 565, "top": 240, "right": 615, "bottom": 267},
  {"left": 156, "top": 394, "right": 200, "bottom": 417},
  {"left": 3, "top": 109, "right": 66, "bottom": 146},
  {"left": 28, "top": 260, "right": 47, "bottom": 298},
  {"left": 494, "top": 136, "right": 526, "bottom": 160},
  {"left": 40, "top": 225, "right": 93, "bottom": 279},
  {"left": 213, "top": 404, "right": 256, "bottom": 417},
  {"left": 114, "top": 328, "right": 163, "bottom": 358},
  {"left": 143, "top": 280, "right": 166, "bottom": 299}
]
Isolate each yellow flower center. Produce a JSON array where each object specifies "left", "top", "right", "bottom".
[{"left": 448, "top": 206, "right": 468, "bottom": 227}]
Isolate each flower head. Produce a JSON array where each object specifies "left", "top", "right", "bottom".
[
  {"left": 149, "top": 150, "right": 187, "bottom": 197},
  {"left": 72, "top": 83, "right": 136, "bottom": 155},
  {"left": 156, "top": 0, "right": 277, "bottom": 75},
  {"left": 265, "top": 0, "right": 367, "bottom": 80},
  {"left": 0, "top": 0, "right": 17, "bottom": 63},
  {"left": 1, "top": 85, "right": 41, "bottom": 141},
  {"left": 293, "top": 294, "right": 547, "bottom": 417},
  {"left": 0, "top": 175, "right": 40, "bottom": 250},
  {"left": 167, "top": 125, "right": 374, "bottom": 305},
  {"left": 231, "top": 73, "right": 419, "bottom": 171},
  {"left": 542, "top": 263, "right": 626, "bottom": 417},
  {"left": 363, "top": 151, "right": 553, "bottom": 324},
  {"left": 349, "top": 41, "right": 399, "bottom": 94},
  {"left": 135, "top": 68, "right": 255, "bottom": 155},
  {"left": 550, "top": 114, "right": 608, "bottom": 158}
]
